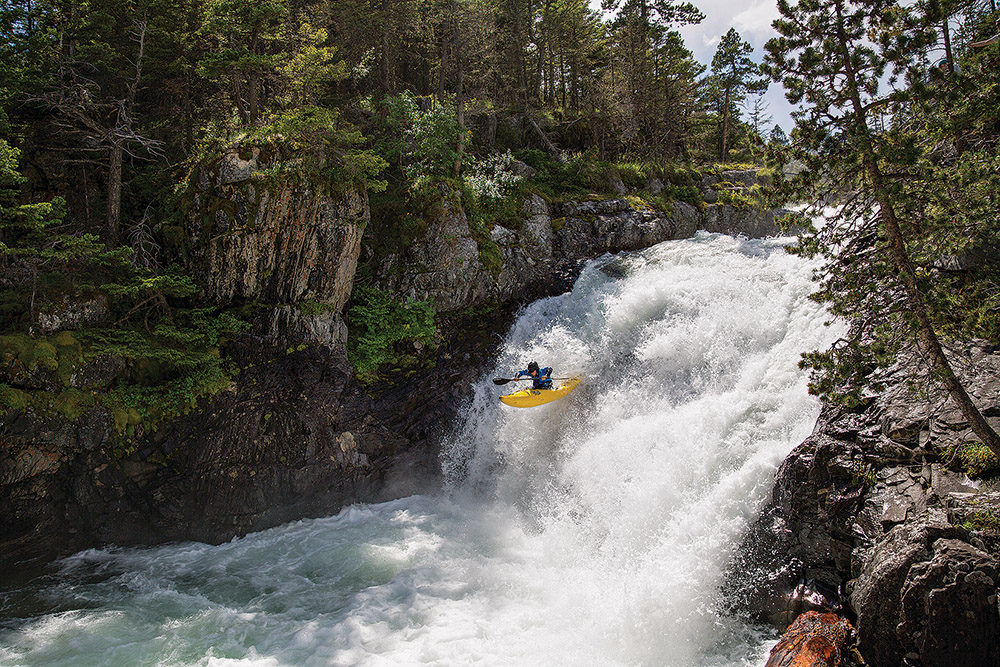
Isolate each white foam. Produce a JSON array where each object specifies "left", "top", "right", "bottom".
[{"left": 1, "top": 232, "right": 842, "bottom": 667}]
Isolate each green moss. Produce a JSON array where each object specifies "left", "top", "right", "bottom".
[
  {"left": 31, "top": 342, "right": 58, "bottom": 371},
  {"left": 0, "top": 334, "right": 31, "bottom": 363},
  {"left": 0, "top": 309, "right": 247, "bottom": 441},
  {"left": 0, "top": 333, "right": 85, "bottom": 382},
  {"left": 53, "top": 388, "right": 94, "bottom": 420},
  {"left": 0, "top": 384, "right": 31, "bottom": 413},
  {"left": 477, "top": 237, "right": 503, "bottom": 278},
  {"left": 960, "top": 509, "right": 1000, "bottom": 532}
]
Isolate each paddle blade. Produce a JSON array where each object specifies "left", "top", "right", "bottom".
[{"left": 493, "top": 377, "right": 514, "bottom": 385}]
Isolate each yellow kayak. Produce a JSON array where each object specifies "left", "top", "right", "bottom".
[{"left": 500, "top": 377, "right": 582, "bottom": 408}]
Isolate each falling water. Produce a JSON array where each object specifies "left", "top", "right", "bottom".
[{"left": 0, "top": 232, "right": 842, "bottom": 667}]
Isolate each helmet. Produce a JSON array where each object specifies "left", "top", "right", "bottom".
[{"left": 528, "top": 361, "right": 539, "bottom": 373}]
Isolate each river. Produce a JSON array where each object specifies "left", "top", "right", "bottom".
[{"left": 0, "top": 231, "right": 842, "bottom": 666}]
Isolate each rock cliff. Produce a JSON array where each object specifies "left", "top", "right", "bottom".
[
  {"left": 728, "top": 345, "right": 1000, "bottom": 667},
  {"left": 378, "top": 180, "right": 787, "bottom": 311}
]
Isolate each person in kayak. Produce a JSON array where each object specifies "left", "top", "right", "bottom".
[{"left": 515, "top": 361, "right": 553, "bottom": 389}]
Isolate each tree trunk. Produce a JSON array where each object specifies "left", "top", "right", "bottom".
[
  {"left": 379, "top": 0, "right": 392, "bottom": 96},
  {"left": 942, "top": 16, "right": 954, "bottom": 74},
  {"left": 437, "top": 26, "right": 449, "bottom": 101},
  {"left": 832, "top": 0, "right": 1000, "bottom": 459},
  {"left": 559, "top": 48, "right": 566, "bottom": 109},
  {"left": 248, "top": 28, "right": 260, "bottom": 124},
  {"left": 452, "top": 0, "right": 465, "bottom": 177},
  {"left": 720, "top": 88, "right": 730, "bottom": 161},
  {"left": 877, "top": 185, "right": 1000, "bottom": 458},
  {"left": 105, "top": 140, "right": 123, "bottom": 246}
]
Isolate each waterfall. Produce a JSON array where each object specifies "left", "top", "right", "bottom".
[{"left": 0, "top": 232, "right": 841, "bottom": 667}]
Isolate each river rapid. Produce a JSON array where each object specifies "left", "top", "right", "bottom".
[{"left": 0, "top": 232, "right": 842, "bottom": 667}]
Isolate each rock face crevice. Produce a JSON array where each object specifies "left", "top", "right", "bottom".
[{"left": 728, "top": 346, "right": 1000, "bottom": 667}]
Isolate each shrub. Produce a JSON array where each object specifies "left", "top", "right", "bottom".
[
  {"left": 959, "top": 443, "right": 1000, "bottom": 478},
  {"left": 346, "top": 285, "right": 437, "bottom": 378}
]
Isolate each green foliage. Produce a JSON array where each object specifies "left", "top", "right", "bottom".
[
  {"left": 376, "top": 93, "right": 467, "bottom": 180},
  {"left": 297, "top": 300, "right": 337, "bottom": 317},
  {"left": 102, "top": 361, "right": 233, "bottom": 436},
  {"left": 959, "top": 443, "right": 1000, "bottom": 478},
  {"left": 514, "top": 149, "right": 703, "bottom": 205},
  {"left": 346, "top": 285, "right": 436, "bottom": 379},
  {"left": 716, "top": 183, "right": 764, "bottom": 209},
  {"left": 192, "top": 107, "right": 388, "bottom": 196},
  {"left": 765, "top": 0, "right": 1000, "bottom": 434},
  {"left": 0, "top": 307, "right": 249, "bottom": 438},
  {"left": 0, "top": 139, "right": 104, "bottom": 323},
  {"left": 197, "top": 0, "right": 289, "bottom": 124},
  {"left": 960, "top": 509, "right": 1000, "bottom": 532},
  {"left": 799, "top": 333, "right": 900, "bottom": 408}
]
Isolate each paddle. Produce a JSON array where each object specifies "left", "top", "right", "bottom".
[{"left": 493, "top": 376, "right": 573, "bottom": 385}]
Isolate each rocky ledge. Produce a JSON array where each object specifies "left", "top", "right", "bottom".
[{"left": 728, "top": 345, "right": 1000, "bottom": 667}]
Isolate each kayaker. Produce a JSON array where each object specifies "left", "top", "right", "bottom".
[{"left": 515, "top": 361, "right": 553, "bottom": 389}]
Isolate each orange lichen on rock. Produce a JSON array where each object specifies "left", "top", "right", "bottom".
[{"left": 764, "top": 611, "right": 858, "bottom": 667}]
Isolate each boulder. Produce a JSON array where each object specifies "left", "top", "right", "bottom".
[
  {"left": 850, "top": 517, "right": 999, "bottom": 667},
  {"left": 702, "top": 204, "right": 787, "bottom": 238},
  {"left": 764, "top": 612, "right": 861, "bottom": 667}
]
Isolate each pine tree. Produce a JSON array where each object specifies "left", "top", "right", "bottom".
[
  {"left": 198, "top": 0, "right": 289, "bottom": 126},
  {"left": 711, "top": 27, "right": 766, "bottom": 161},
  {"left": 767, "top": 0, "right": 1000, "bottom": 457}
]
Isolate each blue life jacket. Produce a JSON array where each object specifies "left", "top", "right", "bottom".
[{"left": 515, "top": 366, "right": 553, "bottom": 389}]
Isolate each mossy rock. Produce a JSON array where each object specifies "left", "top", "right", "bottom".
[
  {"left": 31, "top": 342, "right": 59, "bottom": 371},
  {"left": 0, "top": 334, "right": 31, "bottom": 363},
  {"left": 0, "top": 384, "right": 32, "bottom": 413},
  {"left": 53, "top": 388, "right": 94, "bottom": 420}
]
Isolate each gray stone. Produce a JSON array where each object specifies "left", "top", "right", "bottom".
[
  {"left": 509, "top": 159, "right": 537, "bottom": 180},
  {"left": 218, "top": 148, "right": 259, "bottom": 185},
  {"left": 265, "top": 305, "right": 347, "bottom": 349},
  {"left": 35, "top": 293, "right": 110, "bottom": 334},
  {"left": 186, "top": 150, "right": 368, "bottom": 308}
]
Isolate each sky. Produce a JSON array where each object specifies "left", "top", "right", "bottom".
[{"left": 592, "top": 0, "right": 797, "bottom": 133}]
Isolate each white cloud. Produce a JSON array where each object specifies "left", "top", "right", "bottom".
[{"left": 733, "top": 2, "right": 781, "bottom": 43}]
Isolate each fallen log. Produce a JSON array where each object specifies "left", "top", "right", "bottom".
[{"left": 764, "top": 611, "right": 864, "bottom": 667}]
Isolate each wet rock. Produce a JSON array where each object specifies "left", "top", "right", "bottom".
[
  {"left": 702, "top": 204, "right": 787, "bottom": 238},
  {"left": 731, "top": 343, "right": 1000, "bottom": 667},
  {"left": 764, "top": 611, "right": 862, "bottom": 667},
  {"left": 262, "top": 304, "right": 346, "bottom": 349}
]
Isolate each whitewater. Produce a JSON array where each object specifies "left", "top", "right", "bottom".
[{"left": 0, "top": 231, "right": 842, "bottom": 667}]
